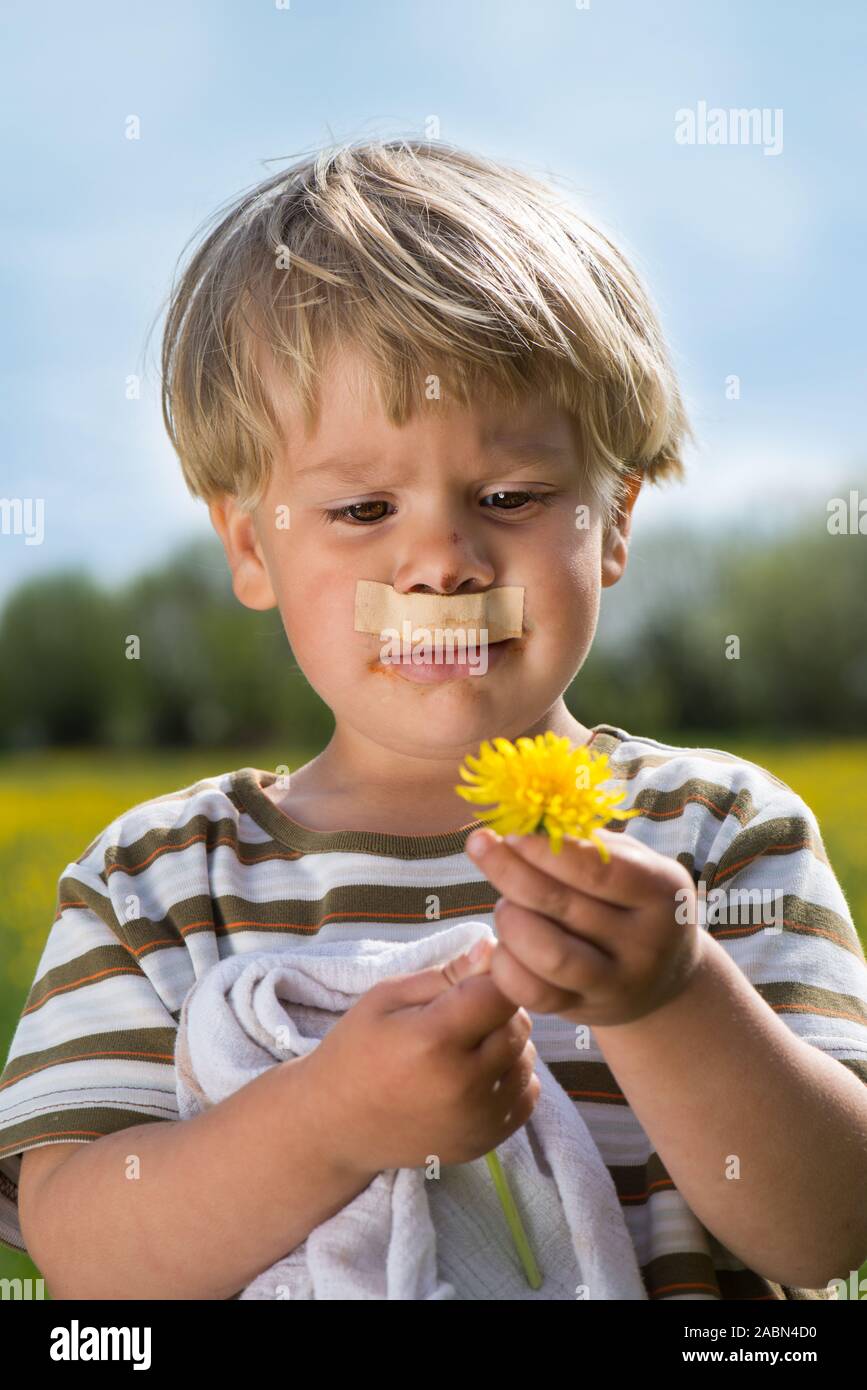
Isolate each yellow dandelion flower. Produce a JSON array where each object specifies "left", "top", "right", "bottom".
[{"left": 455, "top": 731, "right": 639, "bottom": 861}]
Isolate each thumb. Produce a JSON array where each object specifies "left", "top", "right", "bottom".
[
  {"left": 440, "top": 934, "right": 495, "bottom": 986},
  {"left": 378, "top": 934, "right": 495, "bottom": 1011}
]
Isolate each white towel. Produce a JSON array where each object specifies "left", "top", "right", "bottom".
[{"left": 174, "top": 921, "right": 648, "bottom": 1300}]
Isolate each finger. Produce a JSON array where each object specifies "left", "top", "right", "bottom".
[
  {"left": 468, "top": 825, "right": 685, "bottom": 911},
  {"left": 379, "top": 962, "right": 465, "bottom": 1010},
  {"left": 377, "top": 942, "right": 521, "bottom": 1047},
  {"left": 494, "top": 879, "right": 626, "bottom": 957},
  {"left": 493, "top": 899, "right": 618, "bottom": 998},
  {"left": 466, "top": 828, "right": 636, "bottom": 911},
  {"left": 440, "top": 936, "right": 495, "bottom": 986},
  {"left": 474, "top": 1040, "right": 539, "bottom": 1117},
  {"left": 513, "top": 828, "right": 693, "bottom": 906},
  {"left": 379, "top": 935, "right": 495, "bottom": 1010},
  {"left": 423, "top": 971, "right": 526, "bottom": 1049},
  {"left": 494, "top": 1069, "right": 542, "bottom": 1141},
  {"left": 476, "top": 1007, "right": 534, "bottom": 1075},
  {"left": 489, "top": 939, "right": 584, "bottom": 1016},
  {"left": 493, "top": 1046, "right": 539, "bottom": 1111},
  {"left": 469, "top": 837, "right": 633, "bottom": 937}
]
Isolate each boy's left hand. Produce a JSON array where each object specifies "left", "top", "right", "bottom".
[{"left": 464, "top": 827, "right": 705, "bottom": 1027}]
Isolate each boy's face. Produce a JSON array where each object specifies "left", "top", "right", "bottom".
[{"left": 209, "top": 345, "right": 634, "bottom": 763}]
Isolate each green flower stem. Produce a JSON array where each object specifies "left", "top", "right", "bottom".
[{"left": 484, "top": 1148, "right": 543, "bottom": 1289}]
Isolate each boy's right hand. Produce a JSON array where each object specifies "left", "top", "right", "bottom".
[{"left": 305, "top": 938, "right": 541, "bottom": 1176}]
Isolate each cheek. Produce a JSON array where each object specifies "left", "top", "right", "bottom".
[
  {"left": 527, "top": 536, "right": 601, "bottom": 643},
  {"left": 271, "top": 549, "right": 364, "bottom": 680}
]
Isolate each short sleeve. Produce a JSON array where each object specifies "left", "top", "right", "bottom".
[
  {"left": 701, "top": 786, "right": 867, "bottom": 1086},
  {"left": 0, "top": 845, "right": 180, "bottom": 1255}
]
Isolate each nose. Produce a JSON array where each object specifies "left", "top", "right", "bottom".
[{"left": 392, "top": 533, "right": 496, "bottom": 597}]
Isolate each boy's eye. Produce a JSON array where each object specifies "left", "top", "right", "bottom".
[
  {"left": 480, "top": 489, "right": 556, "bottom": 512},
  {"left": 324, "top": 499, "right": 393, "bottom": 525},
  {"left": 323, "top": 490, "right": 556, "bottom": 526}
]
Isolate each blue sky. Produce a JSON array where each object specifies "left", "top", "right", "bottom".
[{"left": 1, "top": 0, "right": 864, "bottom": 606}]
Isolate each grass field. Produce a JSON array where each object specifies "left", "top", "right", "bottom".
[{"left": 2, "top": 739, "right": 865, "bottom": 1295}]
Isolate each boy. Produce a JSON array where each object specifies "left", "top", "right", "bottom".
[{"left": 2, "top": 138, "right": 866, "bottom": 1301}]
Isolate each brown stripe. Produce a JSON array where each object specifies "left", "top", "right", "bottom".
[
  {"left": 0, "top": 1027, "right": 178, "bottom": 1092},
  {"left": 707, "top": 892, "right": 865, "bottom": 960},
  {"left": 640, "top": 1250, "right": 722, "bottom": 1300},
  {"left": 547, "top": 1059, "right": 629, "bottom": 1108},
  {"left": 0, "top": 1105, "right": 173, "bottom": 1160},
  {"left": 54, "top": 872, "right": 122, "bottom": 933},
  {"left": 609, "top": 1151, "right": 678, "bottom": 1204},
  {"left": 707, "top": 811, "right": 829, "bottom": 887},
  {"left": 50, "top": 883, "right": 501, "bottom": 969},
  {"left": 98, "top": 801, "right": 490, "bottom": 874},
  {"left": 210, "top": 885, "right": 497, "bottom": 936},
  {"left": 19, "top": 944, "right": 158, "bottom": 1016},
  {"left": 626, "top": 778, "right": 762, "bottom": 829},
  {"left": 752, "top": 980, "right": 867, "bottom": 1029},
  {"left": 639, "top": 1252, "right": 794, "bottom": 1300},
  {"left": 102, "top": 811, "right": 305, "bottom": 878}
]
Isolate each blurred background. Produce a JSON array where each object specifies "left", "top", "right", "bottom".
[{"left": 1, "top": 0, "right": 865, "bottom": 1290}]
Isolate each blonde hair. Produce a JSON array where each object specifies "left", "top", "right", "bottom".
[{"left": 158, "top": 137, "right": 694, "bottom": 524}]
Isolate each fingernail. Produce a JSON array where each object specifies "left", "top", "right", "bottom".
[
  {"left": 466, "top": 829, "right": 497, "bottom": 856},
  {"left": 468, "top": 939, "right": 488, "bottom": 964}
]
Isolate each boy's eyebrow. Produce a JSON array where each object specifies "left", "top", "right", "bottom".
[{"left": 294, "top": 439, "right": 575, "bottom": 487}]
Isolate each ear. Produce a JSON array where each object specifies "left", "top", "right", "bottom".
[
  {"left": 208, "top": 496, "right": 277, "bottom": 611},
  {"left": 601, "top": 472, "right": 641, "bottom": 589}
]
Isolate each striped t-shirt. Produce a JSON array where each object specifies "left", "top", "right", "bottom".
[{"left": 2, "top": 723, "right": 866, "bottom": 1300}]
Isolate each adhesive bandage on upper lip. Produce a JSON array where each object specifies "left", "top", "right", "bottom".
[{"left": 353, "top": 580, "right": 525, "bottom": 643}]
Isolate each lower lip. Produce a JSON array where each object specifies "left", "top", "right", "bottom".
[{"left": 381, "top": 638, "right": 521, "bottom": 683}]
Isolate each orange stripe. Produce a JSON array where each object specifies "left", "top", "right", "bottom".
[
  {"left": 565, "top": 1087, "right": 626, "bottom": 1102},
  {"left": 621, "top": 1178, "right": 676, "bottom": 1202}
]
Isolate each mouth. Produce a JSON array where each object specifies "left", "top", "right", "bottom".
[{"left": 370, "top": 634, "right": 525, "bottom": 683}]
